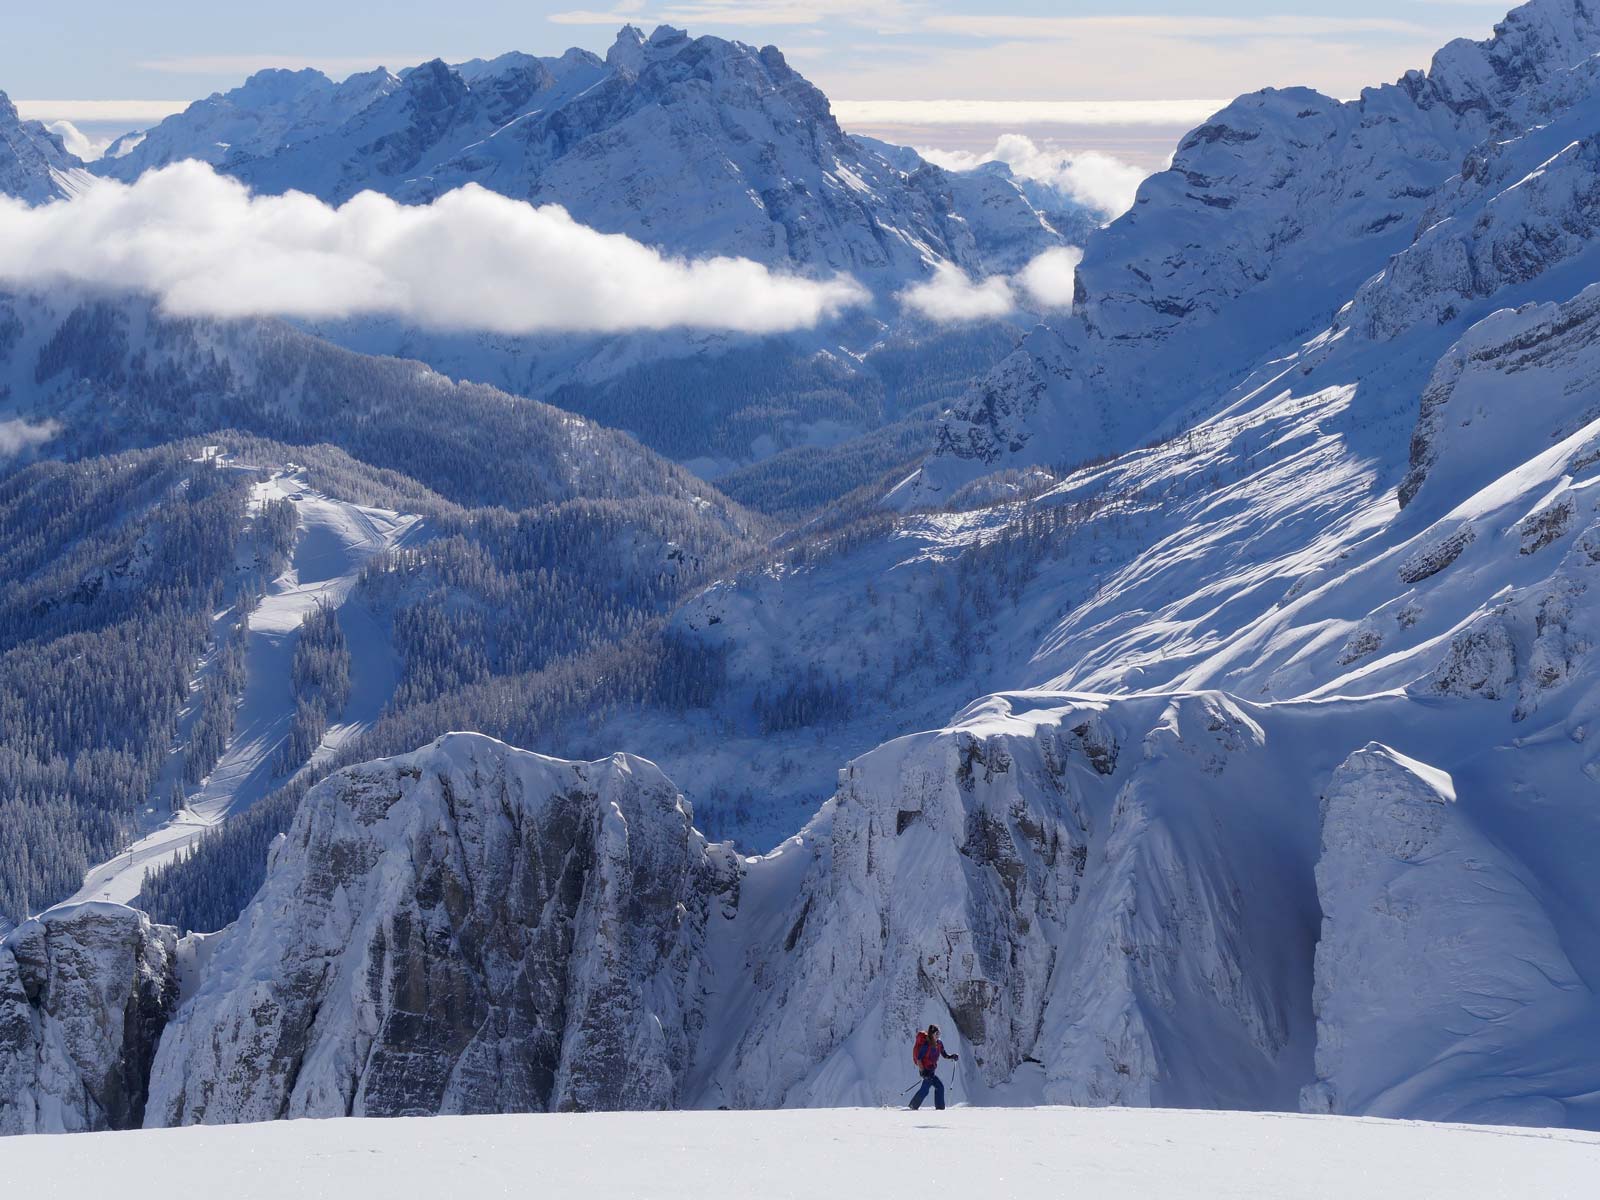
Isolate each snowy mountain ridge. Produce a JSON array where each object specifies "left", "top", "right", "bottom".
[
  {"left": 56, "top": 26, "right": 1084, "bottom": 477},
  {"left": 92, "top": 26, "right": 1077, "bottom": 283},
  {"left": 0, "top": 89, "right": 92, "bottom": 203},
  {"left": 11, "top": 669, "right": 1600, "bottom": 1131},
  {"left": 903, "top": 0, "right": 1600, "bottom": 503}
]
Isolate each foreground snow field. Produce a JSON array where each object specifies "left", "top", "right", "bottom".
[{"left": 8, "top": 1107, "right": 1597, "bottom": 1199}]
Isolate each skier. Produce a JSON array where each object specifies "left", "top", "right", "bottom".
[{"left": 909, "top": 1023, "right": 958, "bottom": 1111}]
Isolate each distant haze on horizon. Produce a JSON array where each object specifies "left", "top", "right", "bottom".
[{"left": 6, "top": 0, "right": 1514, "bottom": 168}]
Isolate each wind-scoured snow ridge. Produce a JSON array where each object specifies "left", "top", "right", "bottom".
[
  {"left": 694, "top": 692, "right": 1318, "bottom": 1114},
  {"left": 8, "top": 682, "right": 1600, "bottom": 1131},
  {"left": 906, "top": 0, "right": 1600, "bottom": 502}
]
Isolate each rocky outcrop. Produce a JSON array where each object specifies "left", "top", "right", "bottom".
[
  {"left": 701, "top": 714, "right": 1092, "bottom": 1108},
  {"left": 0, "top": 903, "right": 178, "bottom": 1134},
  {"left": 1398, "top": 524, "right": 1477, "bottom": 584},
  {"left": 1424, "top": 612, "right": 1519, "bottom": 700},
  {"left": 144, "top": 733, "right": 738, "bottom": 1125}
]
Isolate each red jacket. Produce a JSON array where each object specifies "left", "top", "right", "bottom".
[{"left": 913, "top": 1032, "right": 947, "bottom": 1072}]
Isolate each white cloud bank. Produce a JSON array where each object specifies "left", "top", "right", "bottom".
[
  {"left": 920, "top": 135, "right": 1151, "bottom": 218},
  {"left": 898, "top": 246, "right": 1082, "bottom": 325},
  {"left": 833, "top": 99, "right": 1230, "bottom": 128},
  {"left": 15, "top": 100, "right": 188, "bottom": 126},
  {"left": 0, "top": 163, "right": 869, "bottom": 335}
]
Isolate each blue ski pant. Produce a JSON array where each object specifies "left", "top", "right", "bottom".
[{"left": 909, "top": 1072, "right": 945, "bottom": 1110}]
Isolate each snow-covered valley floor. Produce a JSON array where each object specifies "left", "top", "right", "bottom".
[{"left": 8, "top": 1107, "right": 1596, "bottom": 1199}]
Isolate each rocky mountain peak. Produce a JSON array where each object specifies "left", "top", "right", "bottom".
[
  {"left": 607, "top": 24, "right": 649, "bottom": 73},
  {"left": 0, "top": 87, "right": 87, "bottom": 203}
]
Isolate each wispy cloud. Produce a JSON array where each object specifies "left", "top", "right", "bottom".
[
  {"left": 0, "top": 418, "right": 61, "bottom": 457},
  {"left": 898, "top": 246, "right": 1082, "bottom": 324},
  {"left": 549, "top": 0, "right": 917, "bottom": 30},
  {"left": 807, "top": 9, "right": 1465, "bottom": 110},
  {"left": 899, "top": 262, "right": 1016, "bottom": 323},
  {"left": 918, "top": 135, "right": 1151, "bottom": 218},
  {"left": 0, "top": 164, "right": 868, "bottom": 335},
  {"left": 43, "top": 120, "right": 114, "bottom": 162},
  {"left": 925, "top": 14, "right": 1432, "bottom": 40},
  {"left": 1014, "top": 247, "right": 1082, "bottom": 310}
]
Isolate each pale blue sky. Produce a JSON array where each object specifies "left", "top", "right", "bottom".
[{"left": 6, "top": 0, "right": 1513, "bottom": 106}]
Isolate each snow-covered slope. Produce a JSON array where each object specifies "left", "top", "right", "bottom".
[
  {"left": 8, "top": 1106, "right": 1599, "bottom": 1200},
  {"left": 1304, "top": 744, "right": 1595, "bottom": 1128},
  {"left": 0, "top": 89, "right": 91, "bottom": 202},
  {"left": 0, "top": 286, "right": 757, "bottom": 516}
]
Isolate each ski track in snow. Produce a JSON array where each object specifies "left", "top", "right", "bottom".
[
  {"left": 70, "top": 469, "right": 420, "bottom": 908},
  {"left": 5, "top": 1107, "right": 1598, "bottom": 1199}
]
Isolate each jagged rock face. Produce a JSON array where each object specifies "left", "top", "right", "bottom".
[
  {"left": 1351, "top": 135, "right": 1600, "bottom": 343},
  {"left": 701, "top": 715, "right": 1092, "bottom": 1109},
  {"left": 1303, "top": 744, "right": 1593, "bottom": 1127},
  {"left": 1420, "top": 0, "right": 1600, "bottom": 118},
  {"left": 96, "top": 26, "right": 1064, "bottom": 281},
  {"left": 0, "top": 903, "right": 178, "bottom": 1134},
  {"left": 0, "top": 89, "right": 88, "bottom": 203},
  {"left": 144, "top": 734, "right": 737, "bottom": 1125},
  {"left": 698, "top": 693, "right": 1318, "bottom": 1113}
]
